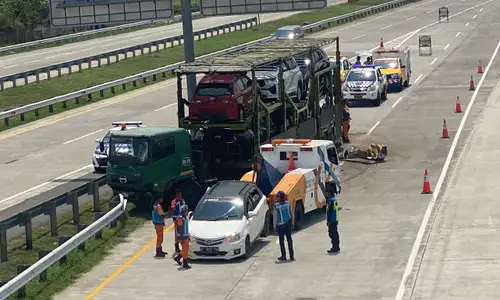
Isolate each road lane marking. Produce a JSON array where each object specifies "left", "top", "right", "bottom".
[
  {"left": 472, "top": 14, "right": 477, "bottom": 18},
  {"left": 0, "top": 164, "right": 93, "bottom": 204},
  {"left": 444, "top": 43, "right": 450, "bottom": 50},
  {"left": 465, "top": 22, "right": 469, "bottom": 26},
  {"left": 406, "top": 16, "right": 416, "bottom": 21},
  {"left": 412, "top": 74, "right": 423, "bottom": 84},
  {"left": 426, "top": 9, "right": 435, "bottom": 13},
  {"left": 381, "top": 24, "right": 393, "bottom": 30},
  {"left": 430, "top": 58, "right": 438, "bottom": 65},
  {"left": 445, "top": 3, "right": 452, "bottom": 6},
  {"left": 366, "top": 121, "right": 381, "bottom": 136},
  {"left": 479, "top": 8, "right": 483, "bottom": 11},
  {"left": 352, "top": 34, "right": 366, "bottom": 40},
  {"left": 84, "top": 223, "right": 175, "bottom": 299},
  {"left": 455, "top": 32, "right": 461, "bottom": 37},
  {"left": 63, "top": 129, "right": 103, "bottom": 145},
  {"left": 24, "top": 60, "right": 40, "bottom": 64},
  {"left": 2, "top": 64, "right": 18, "bottom": 69},
  {"left": 154, "top": 103, "right": 177, "bottom": 111},
  {"left": 394, "top": 40, "right": 500, "bottom": 300},
  {"left": 392, "top": 96, "right": 404, "bottom": 108}
]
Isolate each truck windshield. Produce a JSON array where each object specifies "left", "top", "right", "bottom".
[
  {"left": 374, "top": 60, "right": 398, "bottom": 69},
  {"left": 192, "top": 198, "right": 244, "bottom": 221},
  {"left": 347, "top": 70, "right": 376, "bottom": 81},
  {"left": 109, "top": 136, "right": 149, "bottom": 165},
  {"left": 195, "top": 83, "right": 233, "bottom": 97}
]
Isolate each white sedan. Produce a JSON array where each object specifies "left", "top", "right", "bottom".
[{"left": 188, "top": 180, "right": 270, "bottom": 260}]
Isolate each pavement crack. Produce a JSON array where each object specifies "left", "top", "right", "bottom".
[{"left": 224, "top": 258, "right": 258, "bottom": 300}]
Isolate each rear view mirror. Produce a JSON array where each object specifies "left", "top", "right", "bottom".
[{"left": 99, "top": 142, "right": 105, "bottom": 153}]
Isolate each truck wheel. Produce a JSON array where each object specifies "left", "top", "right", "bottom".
[
  {"left": 293, "top": 202, "right": 304, "bottom": 231},
  {"left": 243, "top": 236, "right": 251, "bottom": 258},
  {"left": 373, "top": 94, "right": 381, "bottom": 107},
  {"left": 382, "top": 88, "right": 388, "bottom": 100},
  {"left": 404, "top": 78, "right": 410, "bottom": 87},
  {"left": 398, "top": 79, "right": 403, "bottom": 92},
  {"left": 261, "top": 212, "right": 270, "bottom": 237}
]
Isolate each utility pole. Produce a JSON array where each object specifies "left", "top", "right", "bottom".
[
  {"left": 334, "top": 37, "right": 343, "bottom": 142},
  {"left": 181, "top": 0, "right": 197, "bottom": 100}
]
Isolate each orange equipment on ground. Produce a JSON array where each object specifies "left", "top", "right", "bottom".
[
  {"left": 455, "top": 96, "right": 462, "bottom": 113},
  {"left": 422, "top": 169, "right": 432, "bottom": 194},
  {"left": 442, "top": 119, "right": 449, "bottom": 139}
]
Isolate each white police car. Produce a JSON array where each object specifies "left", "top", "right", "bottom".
[
  {"left": 342, "top": 65, "right": 388, "bottom": 106},
  {"left": 92, "top": 121, "right": 143, "bottom": 173}
]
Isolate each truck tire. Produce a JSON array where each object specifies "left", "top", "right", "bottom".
[
  {"left": 398, "top": 79, "right": 403, "bottom": 92},
  {"left": 373, "top": 93, "right": 381, "bottom": 106},
  {"left": 381, "top": 88, "right": 388, "bottom": 100},
  {"left": 293, "top": 202, "right": 304, "bottom": 231}
]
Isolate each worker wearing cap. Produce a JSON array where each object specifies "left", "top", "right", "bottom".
[
  {"left": 342, "top": 104, "right": 351, "bottom": 143},
  {"left": 170, "top": 189, "right": 185, "bottom": 254},
  {"left": 273, "top": 191, "right": 295, "bottom": 261},
  {"left": 152, "top": 197, "right": 168, "bottom": 258},
  {"left": 354, "top": 56, "right": 362, "bottom": 66},
  {"left": 173, "top": 205, "right": 191, "bottom": 269},
  {"left": 326, "top": 195, "right": 340, "bottom": 254}
]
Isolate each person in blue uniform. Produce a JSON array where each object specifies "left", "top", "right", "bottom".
[
  {"left": 273, "top": 191, "right": 295, "bottom": 261},
  {"left": 170, "top": 189, "right": 185, "bottom": 254},
  {"left": 326, "top": 196, "right": 340, "bottom": 254},
  {"left": 152, "top": 197, "right": 168, "bottom": 258},
  {"left": 173, "top": 205, "right": 191, "bottom": 269}
]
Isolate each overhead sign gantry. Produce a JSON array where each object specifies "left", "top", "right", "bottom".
[{"left": 199, "top": 0, "right": 326, "bottom": 16}]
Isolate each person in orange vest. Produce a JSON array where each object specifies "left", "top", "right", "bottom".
[
  {"left": 170, "top": 189, "right": 185, "bottom": 254},
  {"left": 342, "top": 104, "right": 351, "bottom": 143},
  {"left": 152, "top": 197, "right": 168, "bottom": 258},
  {"left": 173, "top": 204, "right": 191, "bottom": 269}
]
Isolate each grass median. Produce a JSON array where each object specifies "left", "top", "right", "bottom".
[
  {"left": 0, "top": 196, "right": 148, "bottom": 300},
  {"left": 0, "top": 0, "right": 201, "bottom": 57},
  {"left": 0, "top": 0, "right": 400, "bottom": 132}
]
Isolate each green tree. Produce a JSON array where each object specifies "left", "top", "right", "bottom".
[{"left": 1, "top": 0, "right": 48, "bottom": 27}]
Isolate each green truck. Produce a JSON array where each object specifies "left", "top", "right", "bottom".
[{"left": 105, "top": 37, "right": 344, "bottom": 209}]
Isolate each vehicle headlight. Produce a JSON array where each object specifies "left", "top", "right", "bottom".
[
  {"left": 288, "top": 33, "right": 295, "bottom": 39},
  {"left": 225, "top": 232, "right": 241, "bottom": 242},
  {"left": 304, "top": 58, "right": 311, "bottom": 66},
  {"left": 369, "top": 85, "right": 377, "bottom": 91}
]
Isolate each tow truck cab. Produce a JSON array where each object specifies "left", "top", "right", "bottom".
[
  {"left": 106, "top": 126, "right": 203, "bottom": 207},
  {"left": 372, "top": 46, "right": 411, "bottom": 91}
]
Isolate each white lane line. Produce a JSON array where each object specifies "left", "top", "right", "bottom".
[
  {"left": 154, "top": 103, "right": 177, "bottom": 112},
  {"left": 406, "top": 16, "right": 416, "bottom": 21},
  {"left": 465, "top": 22, "right": 469, "bottom": 26},
  {"left": 352, "top": 34, "right": 366, "bottom": 40},
  {"left": 394, "top": 40, "right": 500, "bottom": 300},
  {"left": 456, "top": 32, "right": 461, "bottom": 37},
  {"left": 24, "top": 60, "right": 40, "bottom": 64},
  {"left": 430, "top": 58, "right": 438, "bottom": 65},
  {"left": 366, "top": 121, "right": 381, "bottom": 136},
  {"left": 381, "top": 24, "right": 393, "bottom": 30},
  {"left": 479, "top": 8, "right": 483, "bottom": 11},
  {"left": 63, "top": 129, "right": 103, "bottom": 145},
  {"left": 392, "top": 96, "right": 404, "bottom": 108},
  {"left": 413, "top": 74, "right": 423, "bottom": 84},
  {"left": 0, "top": 165, "right": 93, "bottom": 204},
  {"left": 473, "top": 14, "right": 477, "bottom": 18},
  {"left": 445, "top": 3, "right": 452, "bottom": 6},
  {"left": 444, "top": 43, "right": 450, "bottom": 50},
  {"left": 426, "top": 9, "right": 435, "bottom": 13},
  {"left": 3, "top": 64, "right": 18, "bottom": 69}
]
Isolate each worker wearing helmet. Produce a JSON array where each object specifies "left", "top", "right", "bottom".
[
  {"left": 273, "top": 191, "right": 295, "bottom": 261},
  {"left": 152, "top": 197, "right": 168, "bottom": 258},
  {"left": 170, "top": 189, "right": 185, "bottom": 254},
  {"left": 173, "top": 204, "right": 191, "bottom": 269},
  {"left": 326, "top": 195, "right": 340, "bottom": 254}
]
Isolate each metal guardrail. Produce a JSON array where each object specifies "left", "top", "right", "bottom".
[
  {"left": 0, "top": 0, "right": 417, "bottom": 125},
  {"left": 0, "top": 194, "right": 127, "bottom": 299},
  {"left": 0, "top": 16, "right": 257, "bottom": 91},
  {"left": 0, "top": 175, "right": 107, "bottom": 262},
  {"left": 0, "top": 12, "right": 201, "bottom": 54}
]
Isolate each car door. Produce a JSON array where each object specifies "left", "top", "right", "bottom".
[
  {"left": 245, "top": 193, "right": 260, "bottom": 242},
  {"left": 281, "top": 59, "right": 293, "bottom": 96},
  {"left": 249, "top": 187, "right": 267, "bottom": 235},
  {"left": 287, "top": 58, "right": 301, "bottom": 95}
]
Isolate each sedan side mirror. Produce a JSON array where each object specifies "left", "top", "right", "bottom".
[
  {"left": 247, "top": 211, "right": 258, "bottom": 218},
  {"left": 95, "top": 138, "right": 100, "bottom": 143},
  {"left": 401, "top": 65, "right": 406, "bottom": 68}
]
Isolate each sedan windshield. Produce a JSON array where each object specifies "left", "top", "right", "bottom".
[
  {"left": 192, "top": 197, "right": 244, "bottom": 221},
  {"left": 109, "top": 136, "right": 149, "bottom": 165},
  {"left": 347, "top": 70, "right": 376, "bottom": 81}
]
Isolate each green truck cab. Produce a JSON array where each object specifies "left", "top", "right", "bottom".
[{"left": 105, "top": 126, "right": 205, "bottom": 208}]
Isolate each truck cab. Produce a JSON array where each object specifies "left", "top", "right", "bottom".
[
  {"left": 106, "top": 126, "right": 204, "bottom": 208},
  {"left": 372, "top": 46, "right": 411, "bottom": 91}
]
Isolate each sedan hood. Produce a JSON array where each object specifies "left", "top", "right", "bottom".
[
  {"left": 190, "top": 220, "right": 244, "bottom": 239},
  {"left": 345, "top": 81, "right": 375, "bottom": 88}
]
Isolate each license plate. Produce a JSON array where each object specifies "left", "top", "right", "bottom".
[
  {"left": 354, "top": 95, "right": 363, "bottom": 99},
  {"left": 200, "top": 247, "right": 219, "bottom": 253}
]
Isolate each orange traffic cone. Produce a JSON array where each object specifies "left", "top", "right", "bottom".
[
  {"left": 287, "top": 152, "right": 296, "bottom": 173},
  {"left": 477, "top": 60, "right": 483, "bottom": 74},
  {"left": 421, "top": 169, "right": 433, "bottom": 194},
  {"left": 442, "top": 119, "right": 449, "bottom": 138},
  {"left": 469, "top": 76, "right": 475, "bottom": 90},
  {"left": 380, "top": 38, "right": 384, "bottom": 48},
  {"left": 455, "top": 96, "right": 462, "bottom": 113}
]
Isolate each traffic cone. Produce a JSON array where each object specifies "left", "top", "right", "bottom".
[
  {"left": 442, "top": 119, "right": 449, "bottom": 138},
  {"left": 469, "top": 76, "right": 475, "bottom": 90},
  {"left": 477, "top": 60, "right": 483, "bottom": 74},
  {"left": 287, "top": 152, "right": 296, "bottom": 173},
  {"left": 421, "top": 169, "right": 433, "bottom": 194},
  {"left": 380, "top": 38, "right": 384, "bottom": 48},
  {"left": 455, "top": 96, "right": 462, "bottom": 113}
]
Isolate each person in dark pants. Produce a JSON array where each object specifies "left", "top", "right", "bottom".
[
  {"left": 152, "top": 197, "right": 168, "bottom": 258},
  {"left": 170, "top": 189, "right": 185, "bottom": 254},
  {"left": 273, "top": 191, "right": 295, "bottom": 261},
  {"left": 326, "top": 195, "right": 340, "bottom": 254}
]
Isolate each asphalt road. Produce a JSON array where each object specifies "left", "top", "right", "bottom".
[
  {"left": 0, "top": 0, "right": 344, "bottom": 79},
  {"left": 0, "top": 0, "right": 495, "bottom": 296}
]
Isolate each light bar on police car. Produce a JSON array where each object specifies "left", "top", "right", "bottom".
[{"left": 111, "top": 121, "right": 143, "bottom": 126}]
